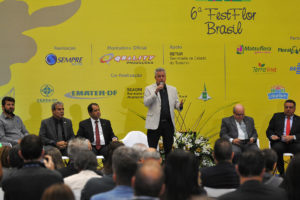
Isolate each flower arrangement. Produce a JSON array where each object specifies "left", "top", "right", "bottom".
[{"left": 159, "top": 131, "right": 214, "bottom": 168}]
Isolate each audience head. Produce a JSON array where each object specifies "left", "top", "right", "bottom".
[
  {"left": 213, "top": 138, "right": 233, "bottom": 163},
  {"left": 44, "top": 147, "right": 64, "bottom": 169},
  {"left": 73, "top": 150, "right": 98, "bottom": 172},
  {"left": 8, "top": 144, "right": 23, "bottom": 168},
  {"left": 19, "top": 135, "right": 43, "bottom": 161},
  {"left": 132, "top": 143, "right": 148, "bottom": 161},
  {"left": 233, "top": 104, "right": 245, "bottom": 122},
  {"left": 112, "top": 146, "right": 139, "bottom": 186},
  {"left": 164, "top": 149, "right": 203, "bottom": 200},
  {"left": 0, "top": 146, "right": 12, "bottom": 168},
  {"left": 262, "top": 149, "right": 277, "bottom": 173},
  {"left": 142, "top": 148, "right": 162, "bottom": 164},
  {"left": 41, "top": 183, "right": 75, "bottom": 200},
  {"left": 133, "top": 161, "right": 164, "bottom": 197},
  {"left": 51, "top": 101, "right": 64, "bottom": 120},
  {"left": 1, "top": 96, "right": 15, "bottom": 115},
  {"left": 67, "top": 138, "right": 89, "bottom": 160},
  {"left": 237, "top": 150, "right": 265, "bottom": 178},
  {"left": 87, "top": 103, "right": 100, "bottom": 120},
  {"left": 284, "top": 154, "right": 300, "bottom": 200},
  {"left": 103, "top": 141, "right": 124, "bottom": 175},
  {"left": 284, "top": 99, "right": 296, "bottom": 117}
]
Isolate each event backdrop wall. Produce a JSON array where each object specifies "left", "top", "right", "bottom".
[{"left": 0, "top": 0, "right": 299, "bottom": 149}]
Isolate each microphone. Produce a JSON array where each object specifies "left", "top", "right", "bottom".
[{"left": 159, "top": 82, "right": 164, "bottom": 86}]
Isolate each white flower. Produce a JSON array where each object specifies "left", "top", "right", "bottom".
[{"left": 195, "top": 139, "right": 201, "bottom": 144}]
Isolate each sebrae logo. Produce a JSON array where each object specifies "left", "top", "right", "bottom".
[
  {"left": 237, "top": 45, "right": 271, "bottom": 54},
  {"left": 64, "top": 90, "right": 117, "bottom": 99},
  {"left": 100, "top": 53, "right": 155, "bottom": 64},
  {"left": 45, "top": 54, "right": 83, "bottom": 65},
  {"left": 268, "top": 85, "right": 288, "bottom": 100},
  {"left": 290, "top": 63, "right": 300, "bottom": 74},
  {"left": 253, "top": 63, "right": 277, "bottom": 73},
  {"left": 40, "top": 84, "right": 54, "bottom": 97}
]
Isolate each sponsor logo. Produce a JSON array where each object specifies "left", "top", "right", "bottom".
[
  {"left": 268, "top": 85, "right": 288, "bottom": 100},
  {"left": 64, "top": 90, "right": 117, "bottom": 99},
  {"left": 100, "top": 53, "right": 155, "bottom": 64},
  {"left": 37, "top": 84, "right": 57, "bottom": 103},
  {"left": 237, "top": 45, "right": 272, "bottom": 54},
  {"left": 290, "top": 63, "right": 300, "bottom": 74},
  {"left": 278, "top": 46, "right": 300, "bottom": 54},
  {"left": 126, "top": 88, "right": 144, "bottom": 99},
  {"left": 253, "top": 63, "right": 277, "bottom": 73},
  {"left": 45, "top": 54, "right": 83, "bottom": 65},
  {"left": 198, "top": 84, "right": 211, "bottom": 101}
]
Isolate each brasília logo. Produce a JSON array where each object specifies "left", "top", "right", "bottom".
[
  {"left": 45, "top": 54, "right": 57, "bottom": 65},
  {"left": 40, "top": 84, "right": 54, "bottom": 97}
]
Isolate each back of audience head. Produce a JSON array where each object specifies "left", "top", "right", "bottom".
[
  {"left": 45, "top": 147, "right": 64, "bottom": 169},
  {"left": 284, "top": 153, "right": 300, "bottom": 200},
  {"left": 262, "top": 149, "right": 277, "bottom": 173},
  {"left": 103, "top": 141, "right": 124, "bottom": 175},
  {"left": 213, "top": 138, "right": 233, "bottom": 163},
  {"left": 164, "top": 149, "right": 203, "bottom": 200},
  {"left": 19, "top": 135, "right": 43, "bottom": 161},
  {"left": 112, "top": 146, "right": 139, "bottom": 186},
  {"left": 0, "top": 146, "right": 12, "bottom": 168},
  {"left": 67, "top": 138, "right": 89, "bottom": 160},
  {"left": 8, "top": 144, "right": 23, "bottom": 168},
  {"left": 133, "top": 161, "right": 164, "bottom": 197},
  {"left": 132, "top": 143, "right": 148, "bottom": 161},
  {"left": 142, "top": 148, "right": 162, "bottom": 164},
  {"left": 237, "top": 149, "right": 265, "bottom": 178},
  {"left": 73, "top": 150, "right": 98, "bottom": 172},
  {"left": 41, "top": 183, "right": 75, "bottom": 200}
]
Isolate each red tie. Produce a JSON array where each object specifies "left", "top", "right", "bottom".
[
  {"left": 286, "top": 116, "right": 291, "bottom": 136},
  {"left": 95, "top": 121, "right": 101, "bottom": 150}
]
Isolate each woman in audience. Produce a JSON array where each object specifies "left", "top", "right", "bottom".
[
  {"left": 163, "top": 149, "right": 206, "bottom": 200},
  {"left": 281, "top": 153, "right": 300, "bottom": 200},
  {"left": 45, "top": 147, "right": 64, "bottom": 169},
  {"left": 42, "top": 183, "right": 75, "bottom": 200}
]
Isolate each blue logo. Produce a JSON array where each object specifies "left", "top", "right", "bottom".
[
  {"left": 45, "top": 54, "right": 57, "bottom": 65},
  {"left": 64, "top": 90, "right": 117, "bottom": 99},
  {"left": 290, "top": 63, "right": 300, "bottom": 74},
  {"left": 268, "top": 85, "right": 288, "bottom": 100},
  {"left": 40, "top": 84, "right": 54, "bottom": 97}
]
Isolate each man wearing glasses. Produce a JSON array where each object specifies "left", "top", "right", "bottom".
[
  {"left": 267, "top": 99, "right": 300, "bottom": 176},
  {"left": 220, "top": 104, "right": 259, "bottom": 163}
]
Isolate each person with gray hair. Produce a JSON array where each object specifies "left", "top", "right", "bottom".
[
  {"left": 132, "top": 143, "right": 148, "bottom": 161},
  {"left": 91, "top": 146, "right": 140, "bottom": 200},
  {"left": 144, "top": 68, "right": 184, "bottom": 156},
  {"left": 39, "top": 101, "right": 75, "bottom": 156},
  {"left": 64, "top": 150, "right": 101, "bottom": 200},
  {"left": 142, "top": 148, "right": 162, "bottom": 164}
]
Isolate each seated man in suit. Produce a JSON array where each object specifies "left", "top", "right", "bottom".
[
  {"left": 220, "top": 104, "right": 259, "bottom": 163},
  {"left": 201, "top": 138, "right": 240, "bottom": 189},
  {"left": 77, "top": 103, "right": 117, "bottom": 156},
  {"left": 266, "top": 99, "right": 300, "bottom": 176},
  {"left": 218, "top": 150, "right": 287, "bottom": 200},
  {"left": 39, "top": 101, "right": 75, "bottom": 156}
]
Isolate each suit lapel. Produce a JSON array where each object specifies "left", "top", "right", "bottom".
[
  {"left": 230, "top": 116, "right": 238, "bottom": 134},
  {"left": 88, "top": 119, "right": 94, "bottom": 142},
  {"left": 100, "top": 119, "right": 107, "bottom": 145},
  {"left": 244, "top": 117, "right": 251, "bottom": 138},
  {"left": 49, "top": 118, "right": 57, "bottom": 140},
  {"left": 291, "top": 115, "right": 298, "bottom": 134},
  {"left": 62, "top": 118, "right": 68, "bottom": 139}
]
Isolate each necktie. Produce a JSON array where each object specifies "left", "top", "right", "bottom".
[
  {"left": 286, "top": 116, "right": 291, "bottom": 136},
  {"left": 95, "top": 120, "right": 101, "bottom": 150}
]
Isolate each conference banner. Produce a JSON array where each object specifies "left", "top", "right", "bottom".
[{"left": 0, "top": 0, "right": 299, "bottom": 148}]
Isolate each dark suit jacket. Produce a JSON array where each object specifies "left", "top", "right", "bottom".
[
  {"left": 39, "top": 117, "right": 75, "bottom": 146},
  {"left": 220, "top": 116, "right": 258, "bottom": 140},
  {"left": 77, "top": 118, "right": 116, "bottom": 146},
  {"left": 218, "top": 180, "right": 287, "bottom": 200},
  {"left": 2, "top": 162, "right": 63, "bottom": 200},
  {"left": 200, "top": 161, "right": 240, "bottom": 188},
  {"left": 266, "top": 112, "right": 300, "bottom": 142}
]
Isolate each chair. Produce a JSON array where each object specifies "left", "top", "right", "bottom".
[{"left": 121, "top": 131, "right": 148, "bottom": 147}]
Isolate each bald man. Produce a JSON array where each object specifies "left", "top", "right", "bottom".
[{"left": 220, "top": 104, "right": 259, "bottom": 163}]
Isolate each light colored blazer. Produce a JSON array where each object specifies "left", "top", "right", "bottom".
[{"left": 144, "top": 83, "right": 181, "bottom": 130}]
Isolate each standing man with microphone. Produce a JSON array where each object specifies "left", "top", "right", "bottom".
[{"left": 144, "top": 68, "right": 183, "bottom": 156}]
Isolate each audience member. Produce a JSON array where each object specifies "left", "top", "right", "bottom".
[
  {"left": 132, "top": 161, "right": 164, "bottom": 200},
  {"left": 218, "top": 150, "right": 287, "bottom": 200},
  {"left": 281, "top": 154, "right": 300, "bottom": 200},
  {"left": 142, "top": 148, "right": 162, "bottom": 164},
  {"left": 0, "top": 146, "right": 12, "bottom": 186},
  {"left": 77, "top": 103, "right": 117, "bottom": 156},
  {"left": 220, "top": 104, "right": 259, "bottom": 163},
  {"left": 0, "top": 96, "right": 29, "bottom": 146},
  {"left": 201, "top": 138, "right": 239, "bottom": 188},
  {"left": 262, "top": 149, "right": 283, "bottom": 187},
  {"left": 45, "top": 146, "right": 64, "bottom": 169},
  {"left": 132, "top": 143, "right": 148, "bottom": 161},
  {"left": 42, "top": 183, "right": 75, "bottom": 200},
  {"left": 91, "top": 146, "right": 139, "bottom": 200},
  {"left": 2, "top": 135, "right": 63, "bottom": 200},
  {"left": 65, "top": 150, "right": 101, "bottom": 200},
  {"left": 39, "top": 101, "right": 75, "bottom": 155},
  {"left": 164, "top": 149, "right": 206, "bottom": 200},
  {"left": 266, "top": 99, "right": 300, "bottom": 176},
  {"left": 81, "top": 141, "right": 124, "bottom": 200}
]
